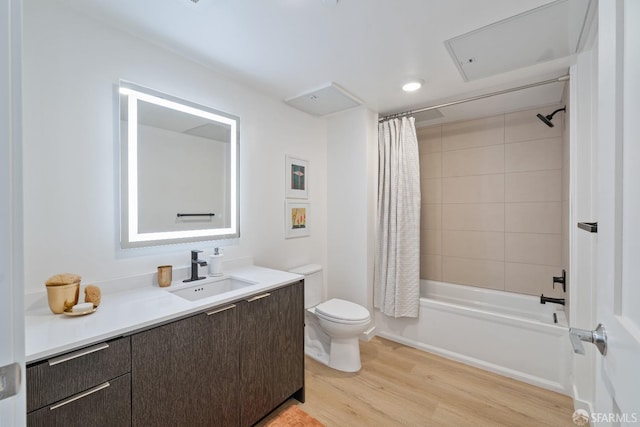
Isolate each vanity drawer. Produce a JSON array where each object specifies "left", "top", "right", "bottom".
[
  {"left": 27, "top": 336, "right": 130, "bottom": 412},
  {"left": 27, "top": 373, "right": 131, "bottom": 427}
]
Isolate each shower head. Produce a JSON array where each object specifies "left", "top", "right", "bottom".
[{"left": 536, "top": 106, "right": 566, "bottom": 128}]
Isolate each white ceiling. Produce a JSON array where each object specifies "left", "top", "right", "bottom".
[{"left": 55, "top": 0, "right": 592, "bottom": 124}]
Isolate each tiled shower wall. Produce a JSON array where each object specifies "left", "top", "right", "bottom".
[{"left": 418, "top": 105, "right": 566, "bottom": 297}]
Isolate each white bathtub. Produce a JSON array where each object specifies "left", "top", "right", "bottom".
[{"left": 374, "top": 280, "right": 571, "bottom": 395}]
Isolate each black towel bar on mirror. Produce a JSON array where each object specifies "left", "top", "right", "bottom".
[{"left": 177, "top": 213, "right": 215, "bottom": 218}]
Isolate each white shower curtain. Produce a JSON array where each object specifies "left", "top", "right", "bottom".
[{"left": 374, "top": 116, "right": 421, "bottom": 318}]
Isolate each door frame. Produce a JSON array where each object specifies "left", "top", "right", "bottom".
[{"left": 0, "top": 0, "right": 25, "bottom": 425}]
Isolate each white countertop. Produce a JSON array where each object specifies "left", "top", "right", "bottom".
[{"left": 25, "top": 265, "right": 302, "bottom": 363}]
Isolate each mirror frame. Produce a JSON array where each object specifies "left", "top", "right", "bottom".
[{"left": 119, "top": 80, "right": 240, "bottom": 248}]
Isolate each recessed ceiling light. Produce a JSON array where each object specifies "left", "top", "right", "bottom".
[{"left": 402, "top": 81, "right": 423, "bottom": 92}]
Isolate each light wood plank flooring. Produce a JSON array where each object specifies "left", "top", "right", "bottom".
[{"left": 260, "top": 337, "right": 576, "bottom": 427}]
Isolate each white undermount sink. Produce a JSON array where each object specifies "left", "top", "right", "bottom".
[{"left": 169, "top": 277, "right": 255, "bottom": 301}]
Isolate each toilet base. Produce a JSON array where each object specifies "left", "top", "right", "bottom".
[
  {"left": 304, "top": 306, "right": 368, "bottom": 373},
  {"left": 328, "top": 337, "right": 362, "bottom": 372}
]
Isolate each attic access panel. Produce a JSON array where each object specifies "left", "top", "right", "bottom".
[{"left": 445, "top": 0, "right": 592, "bottom": 81}]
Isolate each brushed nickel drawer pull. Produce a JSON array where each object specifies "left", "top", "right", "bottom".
[
  {"left": 246, "top": 293, "right": 271, "bottom": 302},
  {"left": 49, "top": 382, "right": 110, "bottom": 410},
  {"left": 206, "top": 304, "right": 236, "bottom": 315},
  {"left": 48, "top": 343, "right": 110, "bottom": 366}
]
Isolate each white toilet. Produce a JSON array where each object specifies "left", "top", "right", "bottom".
[{"left": 289, "top": 264, "right": 371, "bottom": 373}]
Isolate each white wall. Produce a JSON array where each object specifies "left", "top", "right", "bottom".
[
  {"left": 22, "top": 0, "right": 327, "bottom": 293},
  {"left": 326, "top": 106, "right": 377, "bottom": 311}
]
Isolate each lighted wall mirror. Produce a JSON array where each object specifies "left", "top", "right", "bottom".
[{"left": 119, "top": 80, "right": 239, "bottom": 248}]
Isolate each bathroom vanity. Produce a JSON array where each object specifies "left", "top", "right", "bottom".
[{"left": 24, "top": 266, "right": 304, "bottom": 427}]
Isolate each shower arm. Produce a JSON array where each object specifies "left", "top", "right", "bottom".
[
  {"left": 546, "top": 107, "right": 566, "bottom": 120},
  {"left": 379, "top": 75, "right": 570, "bottom": 122}
]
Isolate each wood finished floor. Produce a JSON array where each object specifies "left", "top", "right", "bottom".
[{"left": 259, "top": 337, "right": 576, "bottom": 427}]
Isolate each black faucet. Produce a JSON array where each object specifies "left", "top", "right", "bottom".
[
  {"left": 540, "top": 294, "right": 565, "bottom": 306},
  {"left": 183, "top": 250, "right": 208, "bottom": 283}
]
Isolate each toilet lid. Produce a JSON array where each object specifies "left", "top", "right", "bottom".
[{"left": 315, "top": 298, "right": 370, "bottom": 322}]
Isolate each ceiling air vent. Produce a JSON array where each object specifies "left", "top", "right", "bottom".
[{"left": 285, "top": 82, "right": 362, "bottom": 116}]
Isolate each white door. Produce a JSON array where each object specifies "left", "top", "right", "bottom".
[
  {"left": 0, "top": 0, "right": 25, "bottom": 425},
  {"left": 594, "top": 0, "right": 640, "bottom": 424}
]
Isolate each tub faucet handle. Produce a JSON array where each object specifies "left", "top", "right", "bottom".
[{"left": 552, "top": 269, "right": 566, "bottom": 292}]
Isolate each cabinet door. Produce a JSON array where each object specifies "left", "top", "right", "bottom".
[
  {"left": 27, "top": 373, "right": 131, "bottom": 427},
  {"left": 239, "top": 281, "right": 304, "bottom": 426},
  {"left": 131, "top": 304, "right": 239, "bottom": 427}
]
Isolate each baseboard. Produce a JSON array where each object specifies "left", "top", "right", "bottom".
[
  {"left": 572, "top": 384, "right": 595, "bottom": 422},
  {"left": 360, "top": 326, "right": 376, "bottom": 342}
]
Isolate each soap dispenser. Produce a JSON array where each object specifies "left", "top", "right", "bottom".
[{"left": 208, "top": 248, "right": 224, "bottom": 276}]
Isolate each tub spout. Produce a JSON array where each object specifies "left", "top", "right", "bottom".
[{"left": 540, "top": 294, "right": 565, "bottom": 305}]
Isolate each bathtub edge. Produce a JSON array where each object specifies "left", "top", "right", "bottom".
[{"left": 376, "top": 329, "right": 572, "bottom": 397}]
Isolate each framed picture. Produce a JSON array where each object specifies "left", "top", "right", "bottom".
[
  {"left": 285, "top": 201, "right": 310, "bottom": 239},
  {"left": 285, "top": 155, "right": 308, "bottom": 199}
]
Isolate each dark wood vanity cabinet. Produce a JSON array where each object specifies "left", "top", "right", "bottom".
[
  {"left": 26, "top": 280, "right": 304, "bottom": 427},
  {"left": 131, "top": 279, "right": 304, "bottom": 427},
  {"left": 131, "top": 302, "right": 240, "bottom": 427},
  {"left": 239, "top": 281, "right": 305, "bottom": 427}
]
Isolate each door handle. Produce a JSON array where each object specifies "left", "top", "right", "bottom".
[
  {"left": 206, "top": 304, "right": 236, "bottom": 315},
  {"left": 246, "top": 293, "right": 271, "bottom": 302},
  {"left": 0, "top": 363, "right": 21, "bottom": 401},
  {"left": 49, "top": 382, "right": 110, "bottom": 410},
  {"left": 569, "top": 323, "right": 607, "bottom": 355},
  {"left": 48, "top": 342, "right": 110, "bottom": 366}
]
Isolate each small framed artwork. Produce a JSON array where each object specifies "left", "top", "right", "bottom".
[
  {"left": 285, "top": 201, "right": 310, "bottom": 238},
  {"left": 285, "top": 155, "right": 308, "bottom": 199}
]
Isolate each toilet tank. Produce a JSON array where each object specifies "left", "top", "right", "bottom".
[{"left": 288, "top": 264, "right": 323, "bottom": 308}]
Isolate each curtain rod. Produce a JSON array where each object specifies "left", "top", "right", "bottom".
[{"left": 378, "top": 75, "right": 570, "bottom": 123}]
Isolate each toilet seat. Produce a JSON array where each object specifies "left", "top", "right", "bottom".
[{"left": 315, "top": 298, "right": 370, "bottom": 324}]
